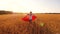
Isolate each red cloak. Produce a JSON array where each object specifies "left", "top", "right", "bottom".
[{"left": 22, "top": 14, "right": 36, "bottom": 21}]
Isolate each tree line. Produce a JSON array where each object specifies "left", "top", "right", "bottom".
[{"left": 0, "top": 10, "right": 13, "bottom": 15}]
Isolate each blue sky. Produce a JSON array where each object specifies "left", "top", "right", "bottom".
[{"left": 0, "top": 0, "right": 60, "bottom": 13}]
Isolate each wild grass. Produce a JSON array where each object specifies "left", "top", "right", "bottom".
[{"left": 0, "top": 14, "right": 60, "bottom": 34}]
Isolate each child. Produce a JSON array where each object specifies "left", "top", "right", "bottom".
[
  {"left": 22, "top": 11, "right": 36, "bottom": 23},
  {"left": 29, "top": 11, "right": 32, "bottom": 23}
]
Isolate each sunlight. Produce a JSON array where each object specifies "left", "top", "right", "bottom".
[{"left": 0, "top": 0, "right": 60, "bottom": 13}]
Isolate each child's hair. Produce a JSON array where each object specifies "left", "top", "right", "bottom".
[{"left": 30, "top": 11, "right": 32, "bottom": 13}]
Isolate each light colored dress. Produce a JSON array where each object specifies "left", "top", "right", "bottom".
[{"left": 29, "top": 15, "right": 32, "bottom": 20}]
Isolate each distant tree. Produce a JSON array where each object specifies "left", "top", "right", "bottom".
[{"left": 0, "top": 10, "right": 13, "bottom": 15}]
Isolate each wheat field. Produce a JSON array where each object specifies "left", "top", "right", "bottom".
[{"left": 0, "top": 13, "right": 60, "bottom": 34}]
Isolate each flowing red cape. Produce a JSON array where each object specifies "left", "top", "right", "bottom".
[{"left": 22, "top": 15, "right": 36, "bottom": 21}]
